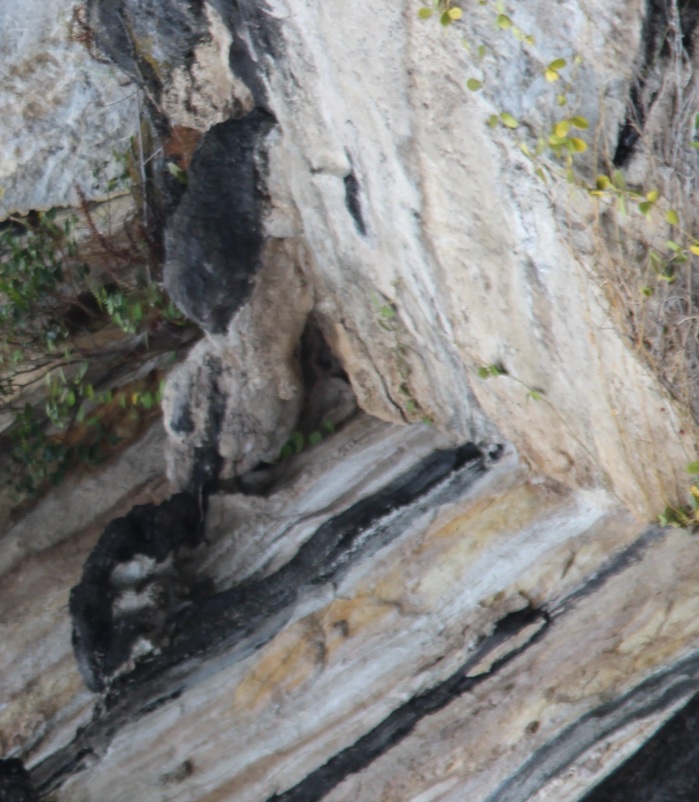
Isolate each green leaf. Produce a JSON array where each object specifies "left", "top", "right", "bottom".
[
  {"left": 686, "top": 461, "right": 699, "bottom": 474},
  {"left": 527, "top": 389, "right": 543, "bottom": 401},
  {"left": 646, "top": 189, "right": 659, "bottom": 202},
  {"left": 548, "top": 58, "right": 567, "bottom": 71},
  {"left": 553, "top": 120, "right": 570, "bottom": 137},
  {"left": 290, "top": 430, "right": 305, "bottom": 454},
  {"left": 417, "top": 7, "right": 433, "bottom": 18},
  {"left": 667, "top": 239, "right": 682, "bottom": 252},
  {"left": 638, "top": 201, "right": 651, "bottom": 216},
  {"left": 570, "top": 116, "right": 589, "bottom": 129},
  {"left": 321, "top": 419, "right": 336, "bottom": 435},
  {"left": 612, "top": 170, "right": 626, "bottom": 190},
  {"left": 570, "top": 137, "right": 588, "bottom": 153},
  {"left": 500, "top": 112, "right": 519, "bottom": 129},
  {"left": 666, "top": 208, "right": 680, "bottom": 226},
  {"left": 466, "top": 78, "right": 483, "bottom": 91},
  {"left": 691, "top": 141, "right": 699, "bottom": 149},
  {"left": 309, "top": 431, "right": 323, "bottom": 446},
  {"left": 496, "top": 13, "right": 512, "bottom": 28},
  {"left": 487, "top": 114, "right": 499, "bottom": 128},
  {"left": 478, "top": 366, "right": 490, "bottom": 379},
  {"left": 447, "top": 6, "right": 462, "bottom": 19},
  {"left": 689, "top": 243, "right": 699, "bottom": 256},
  {"left": 544, "top": 68, "right": 560, "bottom": 82}
]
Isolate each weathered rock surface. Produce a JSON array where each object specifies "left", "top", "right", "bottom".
[
  {"left": 6, "top": 1, "right": 699, "bottom": 801},
  {"left": 0, "top": 0, "right": 137, "bottom": 216},
  {"left": 163, "top": 238, "right": 314, "bottom": 489},
  {"left": 8, "top": 415, "right": 697, "bottom": 802}
]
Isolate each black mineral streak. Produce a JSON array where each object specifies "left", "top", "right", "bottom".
[
  {"left": 267, "top": 607, "right": 550, "bottom": 802},
  {"left": 613, "top": 0, "right": 699, "bottom": 167},
  {"left": 343, "top": 171, "right": 367, "bottom": 236},
  {"left": 33, "top": 444, "right": 486, "bottom": 795},
  {"left": 580, "top": 689, "right": 699, "bottom": 802},
  {"left": 69, "top": 492, "right": 202, "bottom": 692},
  {"left": 164, "top": 109, "right": 277, "bottom": 333},
  {"left": 0, "top": 759, "right": 38, "bottom": 802}
]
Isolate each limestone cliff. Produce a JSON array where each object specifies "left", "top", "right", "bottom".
[{"left": 3, "top": 1, "right": 699, "bottom": 801}]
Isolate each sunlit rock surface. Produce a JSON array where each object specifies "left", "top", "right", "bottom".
[{"left": 4, "top": 0, "right": 699, "bottom": 801}]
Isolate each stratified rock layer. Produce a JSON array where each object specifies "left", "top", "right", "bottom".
[{"left": 12, "top": 416, "right": 697, "bottom": 802}]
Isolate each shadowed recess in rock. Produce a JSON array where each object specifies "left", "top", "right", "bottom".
[
  {"left": 267, "top": 606, "right": 550, "bottom": 802},
  {"left": 580, "top": 689, "right": 699, "bottom": 802}
]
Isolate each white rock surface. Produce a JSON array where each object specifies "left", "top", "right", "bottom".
[{"left": 0, "top": 0, "right": 137, "bottom": 217}]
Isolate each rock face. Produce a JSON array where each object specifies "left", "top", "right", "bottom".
[
  {"left": 5, "top": 1, "right": 699, "bottom": 802},
  {"left": 0, "top": 0, "right": 137, "bottom": 216}
]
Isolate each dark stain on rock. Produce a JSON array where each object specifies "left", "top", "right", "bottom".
[
  {"left": 38, "top": 444, "right": 486, "bottom": 795},
  {"left": 344, "top": 170, "right": 367, "bottom": 236},
  {"left": 0, "top": 759, "right": 38, "bottom": 802},
  {"left": 164, "top": 109, "right": 277, "bottom": 333},
  {"left": 580, "top": 689, "right": 699, "bottom": 802},
  {"left": 69, "top": 493, "right": 203, "bottom": 692}
]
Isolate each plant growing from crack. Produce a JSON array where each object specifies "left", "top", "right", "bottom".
[
  {"left": 658, "top": 462, "right": 699, "bottom": 531},
  {"left": 277, "top": 419, "right": 337, "bottom": 461},
  {"left": 419, "top": 0, "right": 699, "bottom": 522}
]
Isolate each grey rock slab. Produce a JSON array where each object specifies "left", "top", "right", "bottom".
[
  {"left": 41, "top": 432, "right": 652, "bottom": 802},
  {"left": 0, "top": 0, "right": 137, "bottom": 217}
]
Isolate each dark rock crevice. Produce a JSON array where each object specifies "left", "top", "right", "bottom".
[{"left": 580, "top": 688, "right": 699, "bottom": 801}]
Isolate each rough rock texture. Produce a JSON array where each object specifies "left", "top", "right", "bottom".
[
  {"left": 163, "top": 238, "right": 314, "bottom": 489},
  {"left": 164, "top": 109, "right": 278, "bottom": 332},
  {"left": 6, "top": 1, "right": 699, "bottom": 802},
  {"left": 11, "top": 417, "right": 697, "bottom": 802},
  {"left": 0, "top": 0, "right": 137, "bottom": 217}
]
